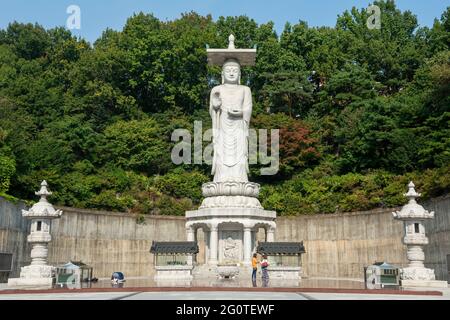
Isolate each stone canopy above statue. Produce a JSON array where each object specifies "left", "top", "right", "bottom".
[{"left": 207, "top": 34, "right": 256, "bottom": 66}]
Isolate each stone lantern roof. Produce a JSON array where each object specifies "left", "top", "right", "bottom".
[
  {"left": 392, "top": 181, "right": 434, "bottom": 220},
  {"left": 21, "top": 180, "right": 63, "bottom": 219}
]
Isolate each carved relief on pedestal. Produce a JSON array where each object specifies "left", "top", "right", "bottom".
[
  {"left": 20, "top": 265, "right": 55, "bottom": 279},
  {"left": 223, "top": 237, "right": 240, "bottom": 261},
  {"left": 202, "top": 181, "right": 260, "bottom": 198},
  {"left": 219, "top": 230, "right": 242, "bottom": 264},
  {"left": 401, "top": 267, "right": 436, "bottom": 281},
  {"left": 200, "top": 195, "right": 262, "bottom": 209}
]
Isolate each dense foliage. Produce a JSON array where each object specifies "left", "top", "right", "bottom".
[{"left": 0, "top": 1, "right": 449, "bottom": 215}]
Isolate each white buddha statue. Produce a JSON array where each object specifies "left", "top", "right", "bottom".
[{"left": 209, "top": 58, "right": 253, "bottom": 183}]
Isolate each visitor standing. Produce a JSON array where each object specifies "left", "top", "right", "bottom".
[
  {"left": 251, "top": 253, "right": 258, "bottom": 283},
  {"left": 260, "top": 254, "right": 269, "bottom": 287}
]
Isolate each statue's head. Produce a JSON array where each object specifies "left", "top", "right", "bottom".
[{"left": 222, "top": 59, "right": 241, "bottom": 84}]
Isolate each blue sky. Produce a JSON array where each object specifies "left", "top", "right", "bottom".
[{"left": 0, "top": 0, "right": 448, "bottom": 43}]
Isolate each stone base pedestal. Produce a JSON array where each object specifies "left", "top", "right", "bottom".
[
  {"left": 8, "top": 265, "right": 56, "bottom": 289},
  {"left": 8, "top": 277, "right": 55, "bottom": 289},
  {"left": 186, "top": 207, "right": 276, "bottom": 267},
  {"left": 154, "top": 265, "right": 193, "bottom": 281},
  {"left": 267, "top": 267, "right": 302, "bottom": 280},
  {"left": 401, "top": 279, "right": 448, "bottom": 288},
  {"left": 400, "top": 267, "right": 448, "bottom": 288}
]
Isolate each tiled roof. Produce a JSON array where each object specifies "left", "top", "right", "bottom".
[
  {"left": 257, "top": 242, "right": 306, "bottom": 255},
  {"left": 150, "top": 241, "right": 199, "bottom": 254},
  {"left": 59, "top": 261, "right": 92, "bottom": 269},
  {"left": 373, "top": 262, "right": 397, "bottom": 269}
]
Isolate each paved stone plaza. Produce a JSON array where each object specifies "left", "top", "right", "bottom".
[
  {"left": 0, "top": 289, "right": 449, "bottom": 300},
  {"left": 1, "top": 280, "right": 449, "bottom": 300}
]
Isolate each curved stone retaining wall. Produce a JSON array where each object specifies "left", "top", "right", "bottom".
[{"left": 1, "top": 196, "right": 449, "bottom": 280}]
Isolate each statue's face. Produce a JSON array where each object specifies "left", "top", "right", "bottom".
[{"left": 222, "top": 63, "right": 240, "bottom": 84}]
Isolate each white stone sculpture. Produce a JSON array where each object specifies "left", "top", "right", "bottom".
[
  {"left": 209, "top": 58, "right": 252, "bottom": 183},
  {"left": 8, "top": 180, "right": 63, "bottom": 289},
  {"left": 393, "top": 181, "right": 447, "bottom": 288},
  {"left": 185, "top": 36, "right": 277, "bottom": 275},
  {"left": 201, "top": 35, "right": 262, "bottom": 209}
]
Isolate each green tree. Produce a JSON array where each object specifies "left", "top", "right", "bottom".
[
  {"left": 101, "top": 118, "right": 171, "bottom": 174},
  {"left": 336, "top": 0, "right": 426, "bottom": 93},
  {"left": 0, "top": 8, "right": 448, "bottom": 215}
]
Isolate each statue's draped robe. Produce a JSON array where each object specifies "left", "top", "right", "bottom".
[{"left": 210, "top": 84, "right": 252, "bottom": 182}]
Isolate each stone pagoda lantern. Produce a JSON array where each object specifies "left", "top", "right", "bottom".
[
  {"left": 393, "top": 181, "right": 447, "bottom": 288},
  {"left": 8, "top": 180, "right": 63, "bottom": 288}
]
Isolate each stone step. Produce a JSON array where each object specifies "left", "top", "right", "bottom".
[{"left": 192, "top": 264, "right": 254, "bottom": 279}]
